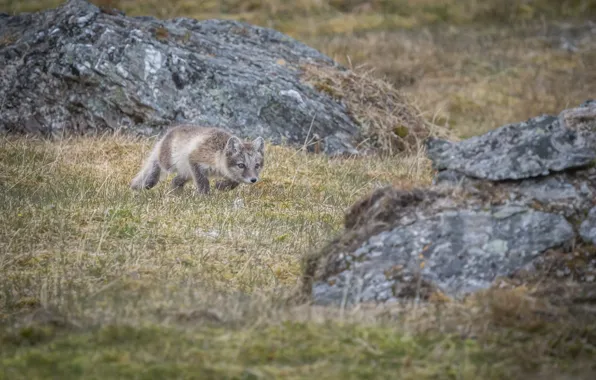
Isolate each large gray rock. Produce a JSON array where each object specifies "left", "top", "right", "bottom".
[
  {"left": 0, "top": 0, "right": 367, "bottom": 155},
  {"left": 303, "top": 101, "right": 596, "bottom": 305},
  {"left": 426, "top": 104, "right": 596, "bottom": 181},
  {"left": 312, "top": 198, "right": 574, "bottom": 305}
]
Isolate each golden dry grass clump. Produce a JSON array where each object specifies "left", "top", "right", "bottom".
[{"left": 302, "top": 63, "right": 453, "bottom": 156}]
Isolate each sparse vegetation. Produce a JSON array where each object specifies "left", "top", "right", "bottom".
[
  {"left": 1, "top": 0, "right": 596, "bottom": 378},
  {"left": 1, "top": 135, "right": 595, "bottom": 378}
]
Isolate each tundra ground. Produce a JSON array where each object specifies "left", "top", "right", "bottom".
[{"left": 1, "top": 0, "right": 596, "bottom": 378}]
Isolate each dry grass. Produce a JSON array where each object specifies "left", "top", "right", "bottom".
[
  {"left": 302, "top": 63, "right": 453, "bottom": 155},
  {"left": 0, "top": 134, "right": 431, "bottom": 316},
  {"left": 1, "top": 135, "right": 595, "bottom": 378},
  {"left": 316, "top": 23, "right": 596, "bottom": 137},
  {"left": 4, "top": 1, "right": 595, "bottom": 32}
]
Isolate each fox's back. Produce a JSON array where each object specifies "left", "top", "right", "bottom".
[{"left": 158, "top": 125, "right": 231, "bottom": 174}]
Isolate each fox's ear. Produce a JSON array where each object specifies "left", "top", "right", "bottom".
[
  {"left": 225, "top": 136, "right": 243, "bottom": 156},
  {"left": 253, "top": 136, "right": 264, "bottom": 154}
]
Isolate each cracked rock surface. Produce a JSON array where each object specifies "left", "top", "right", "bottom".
[
  {"left": 0, "top": 0, "right": 364, "bottom": 155},
  {"left": 425, "top": 101, "right": 596, "bottom": 181},
  {"left": 304, "top": 101, "right": 596, "bottom": 305},
  {"left": 580, "top": 207, "right": 596, "bottom": 245}
]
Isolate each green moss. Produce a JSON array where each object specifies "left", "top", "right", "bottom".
[
  {"left": 181, "top": 31, "right": 191, "bottom": 44},
  {"left": 153, "top": 25, "right": 169, "bottom": 41},
  {"left": 313, "top": 81, "right": 342, "bottom": 100},
  {"left": 393, "top": 125, "right": 409, "bottom": 139},
  {"left": 2, "top": 326, "right": 56, "bottom": 347}
]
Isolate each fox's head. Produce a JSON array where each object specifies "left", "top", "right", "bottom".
[{"left": 224, "top": 135, "right": 265, "bottom": 184}]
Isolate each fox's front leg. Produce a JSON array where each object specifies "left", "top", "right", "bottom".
[
  {"left": 190, "top": 163, "right": 210, "bottom": 195},
  {"left": 215, "top": 179, "right": 240, "bottom": 191},
  {"left": 170, "top": 175, "right": 189, "bottom": 193}
]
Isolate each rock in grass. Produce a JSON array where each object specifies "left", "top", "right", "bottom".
[
  {"left": 425, "top": 104, "right": 596, "bottom": 181},
  {"left": 303, "top": 101, "right": 596, "bottom": 305},
  {"left": 0, "top": 0, "right": 430, "bottom": 156}
]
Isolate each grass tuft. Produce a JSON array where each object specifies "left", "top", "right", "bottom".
[{"left": 302, "top": 63, "right": 452, "bottom": 155}]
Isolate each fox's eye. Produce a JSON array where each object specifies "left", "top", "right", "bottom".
[
  {"left": 237, "top": 163, "right": 245, "bottom": 169},
  {"left": 255, "top": 163, "right": 260, "bottom": 169}
]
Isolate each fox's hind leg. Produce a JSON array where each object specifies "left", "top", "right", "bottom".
[
  {"left": 131, "top": 160, "right": 161, "bottom": 190},
  {"left": 144, "top": 162, "right": 162, "bottom": 189}
]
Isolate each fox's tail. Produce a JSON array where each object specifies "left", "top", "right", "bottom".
[{"left": 130, "top": 142, "right": 162, "bottom": 190}]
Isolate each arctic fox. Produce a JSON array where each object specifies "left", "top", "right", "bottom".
[{"left": 130, "top": 125, "right": 265, "bottom": 194}]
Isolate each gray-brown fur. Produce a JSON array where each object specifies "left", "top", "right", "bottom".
[
  {"left": 191, "top": 162, "right": 211, "bottom": 194},
  {"left": 158, "top": 129, "right": 175, "bottom": 170},
  {"left": 142, "top": 161, "right": 161, "bottom": 190},
  {"left": 170, "top": 174, "right": 189, "bottom": 191},
  {"left": 130, "top": 124, "right": 265, "bottom": 194},
  {"left": 188, "top": 128, "right": 231, "bottom": 168}
]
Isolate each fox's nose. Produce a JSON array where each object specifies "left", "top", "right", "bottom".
[{"left": 250, "top": 178, "right": 257, "bottom": 183}]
